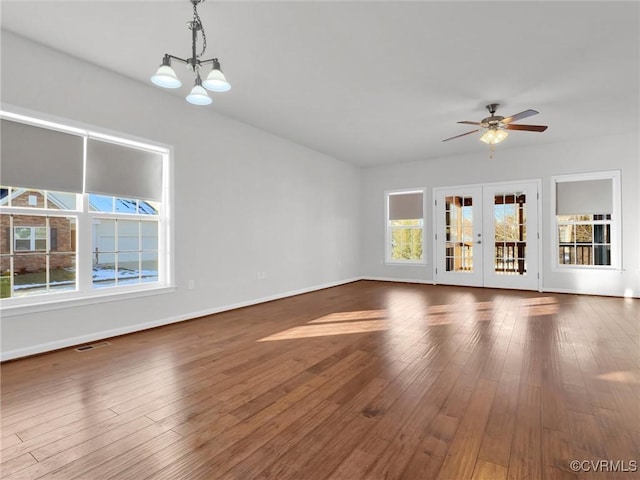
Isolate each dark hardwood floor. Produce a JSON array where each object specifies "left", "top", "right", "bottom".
[{"left": 1, "top": 281, "right": 639, "bottom": 479}]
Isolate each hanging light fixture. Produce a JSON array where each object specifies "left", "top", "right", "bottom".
[
  {"left": 479, "top": 126, "right": 509, "bottom": 145},
  {"left": 151, "top": 0, "right": 230, "bottom": 105}
]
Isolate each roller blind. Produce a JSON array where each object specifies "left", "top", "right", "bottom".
[
  {"left": 0, "top": 119, "right": 84, "bottom": 193},
  {"left": 556, "top": 179, "right": 612, "bottom": 215},
  {"left": 85, "top": 138, "right": 163, "bottom": 201},
  {"left": 389, "top": 192, "right": 423, "bottom": 220}
]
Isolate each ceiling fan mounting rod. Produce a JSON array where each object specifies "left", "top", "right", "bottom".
[{"left": 486, "top": 103, "right": 499, "bottom": 115}]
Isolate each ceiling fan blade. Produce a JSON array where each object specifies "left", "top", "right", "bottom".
[
  {"left": 457, "top": 121, "right": 482, "bottom": 125},
  {"left": 504, "top": 124, "right": 548, "bottom": 132},
  {"left": 442, "top": 129, "right": 480, "bottom": 142},
  {"left": 502, "top": 109, "right": 539, "bottom": 124}
]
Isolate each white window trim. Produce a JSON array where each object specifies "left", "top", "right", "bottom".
[
  {"left": 550, "top": 170, "right": 621, "bottom": 271},
  {"left": 384, "top": 187, "right": 427, "bottom": 265},
  {"left": 0, "top": 106, "right": 175, "bottom": 314}
]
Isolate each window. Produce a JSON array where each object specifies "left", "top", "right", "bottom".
[
  {"left": 557, "top": 214, "right": 611, "bottom": 266},
  {"left": 386, "top": 189, "right": 425, "bottom": 264},
  {"left": 14, "top": 226, "right": 48, "bottom": 251},
  {"left": 552, "top": 171, "right": 620, "bottom": 269},
  {"left": 0, "top": 112, "right": 170, "bottom": 306}
]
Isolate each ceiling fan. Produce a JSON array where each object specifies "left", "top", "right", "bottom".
[{"left": 443, "top": 103, "right": 548, "bottom": 144}]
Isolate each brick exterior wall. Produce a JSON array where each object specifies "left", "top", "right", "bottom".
[{"left": 0, "top": 191, "right": 75, "bottom": 274}]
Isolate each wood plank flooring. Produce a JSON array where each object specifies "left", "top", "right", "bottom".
[{"left": 1, "top": 281, "right": 639, "bottom": 479}]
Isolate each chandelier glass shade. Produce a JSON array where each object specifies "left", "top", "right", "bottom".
[
  {"left": 480, "top": 127, "right": 509, "bottom": 145},
  {"left": 151, "top": 61, "right": 182, "bottom": 89},
  {"left": 151, "top": 0, "right": 230, "bottom": 105},
  {"left": 186, "top": 78, "right": 213, "bottom": 105},
  {"left": 203, "top": 61, "right": 231, "bottom": 92}
]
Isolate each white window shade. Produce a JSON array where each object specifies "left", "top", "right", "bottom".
[
  {"left": 556, "top": 179, "right": 612, "bottom": 215},
  {"left": 0, "top": 119, "right": 84, "bottom": 193},
  {"left": 86, "top": 138, "right": 163, "bottom": 201},
  {"left": 389, "top": 192, "right": 423, "bottom": 220}
]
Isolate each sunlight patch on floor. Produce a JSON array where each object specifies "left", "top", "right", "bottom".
[
  {"left": 424, "top": 312, "right": 455, "bottom": 325},
  {"left": 522, "top": 296, "right": 559, "bottom": 316},
  {"left": 258, "top": 297, "right": 512, "bottom": 342},
  {"left": 258, "top": 319, "right": 388, "bottom": 342},
  {"left": 308, "top": 310, "right": 387, "bottom": 324},
  {"left": 426, "top": 300, "right": 494, "bottom": 315},
  {"left": 522, "top": 296, "right": 557, "bottom": 305},
  {"left": 596, "top": 370, "right": 640, "bottom": 384}
]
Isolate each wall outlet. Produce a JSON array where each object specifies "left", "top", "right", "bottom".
[{"left": 188, "top": 279, "right": 195, "bottom": 290}]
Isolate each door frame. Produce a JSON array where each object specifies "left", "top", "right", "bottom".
[{"left": 432, "top": 179, "right": 543, "bottom": 291}]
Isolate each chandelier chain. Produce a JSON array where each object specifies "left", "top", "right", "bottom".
[{"left": 193, "top": 1, "right": 207, "bottom": 59}]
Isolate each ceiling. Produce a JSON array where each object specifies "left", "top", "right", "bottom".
[{"left": 1, "top": 1, "right": 638, "bottom": 167}]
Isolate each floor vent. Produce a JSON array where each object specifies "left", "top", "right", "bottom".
[{"left": 74, "top": 341, "right": 111, "bottom": 352}]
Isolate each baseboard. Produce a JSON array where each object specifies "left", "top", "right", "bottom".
[
  {"left": 363, "top": 277, "right": 637, "bottom": 298},
  {"left": 0, "top": 276, "right": 362, "bottom": 361},
  {"left": 362, "top": 276, "right": 435, "bottom": 285},
  {"left": 541, "top": 286, "right": 638, "bottom": 299}
]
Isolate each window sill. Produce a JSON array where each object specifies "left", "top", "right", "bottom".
[
  {"left": 0, "top": 284, "right": 176, "bottom": 317},
  {"left": 552, "top": 265, "right": 620, "bottom": 273}
]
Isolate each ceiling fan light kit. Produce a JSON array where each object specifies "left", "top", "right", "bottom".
[
  {"left": 480, "top": 127, "right": 508, "bottom": 145},
  {"left": 443, "top": 103, "right": 548, "bottom": 155},
  {"left": 151, "top": 0, "right": 230, "bottom": 105}
]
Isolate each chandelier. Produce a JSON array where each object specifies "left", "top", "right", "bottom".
[{"left": 151, "top": 0, "right": 230, "bottom": 105}]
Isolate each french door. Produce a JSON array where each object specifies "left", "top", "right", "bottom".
[{"left": 434, "top": 181, "right": 540, "bottom": 290}]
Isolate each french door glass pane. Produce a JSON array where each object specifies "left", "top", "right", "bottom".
[
  {"left": 445, "top": 196, "right": 473, "bottom": 272},
  {"left": 493, "top": 192, "right": 527, "bottom": 275}
]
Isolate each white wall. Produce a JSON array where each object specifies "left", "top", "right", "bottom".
[
  {"left": 361, "top": 134, "right": 640, "bottom": 297},
  {"left": 0, "top": 32, "right": 362, "bottom": 359}
]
